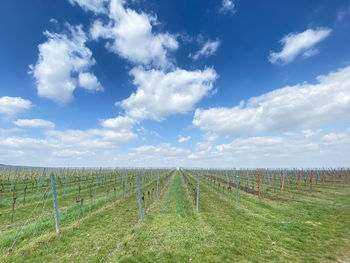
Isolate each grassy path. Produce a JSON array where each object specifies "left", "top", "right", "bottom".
[{"left": 106, "top": 171, "right": 214, "bottom": 262}]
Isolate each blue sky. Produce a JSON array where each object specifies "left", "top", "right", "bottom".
[{"left": 1, "top": 0, "right": 350, "bottom": 167}]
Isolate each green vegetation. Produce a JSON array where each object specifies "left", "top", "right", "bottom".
[{"left": 1, "top": 170, "right": 350, "bottom": 262}]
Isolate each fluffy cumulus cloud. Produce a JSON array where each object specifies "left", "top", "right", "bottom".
[
  {"left": 191, "top": 39, "right": 220, "bottom": 60},
  {"left": 178, "top": 135, "right": 191, "bottom": 143},
  {"left": 268, "top": 27, "right": 332, "bottom": 64},
  {"left": 101, "top": 115, "right": 137, "bottom": 130},
  {"left": 117, "top": 67, "right": 218, "bottom": 121},
  {"left": 78, "top": 72, "right": 103, "bottom": 92},
  {"left": 13, "top": 119, "right": 55, "bottom": 129},
  {"left": 220, "top": 0, "right": 235, "bottom": 14},
  {"left": 30, "top": 24, "right": 103, "bottom": 105},
  {"left": 88, "top": 0, "right": 178, "bottom": 69},
  {"left": 68, "top": 0, "right": 218, "bottom": 126},
  {"left": 0, "top": 96, "right": 32, "bottom": 116},
  {"left": 193, "top": 66, "right": 350, "bottom": 135}
]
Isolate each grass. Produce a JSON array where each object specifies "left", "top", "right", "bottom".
[
  {"left": 1, "top": 170, "right": 350, "bottom": 262},
  {"left": 0, "top": 171, "right": 170, "bottom": 261}
]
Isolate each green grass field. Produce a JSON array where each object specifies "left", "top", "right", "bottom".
[{"left": 1, "top": 170, "right": 350, "bottom": 262}]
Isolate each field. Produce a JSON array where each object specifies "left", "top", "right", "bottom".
[{"left": 0, "top": 167, "right": 350, "bottom": 262}]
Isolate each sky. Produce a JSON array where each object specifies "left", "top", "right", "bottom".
[{"left": 0, "top": 0, "right": 350, "bottom": 168}]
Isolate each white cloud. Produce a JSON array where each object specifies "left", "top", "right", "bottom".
[
  {"left": 112, "top": 128, "right": 350, "bottom": 168},
  {"left": 78, "top": 72, "right": 103, "bottom": 92},
  {"left": 211, "top": 130, "right": 350, "bottom": 167},
  {"left": 68, "top": 0, "right": 108, "bottom": 14},
  {"left": 268, "top": 27, "right": 332, "bottom": 64},
  {"left": 70, "top": 0, "right": 218, "bottom": 125},
  {"left": 13, "top": 119, "right": 55, "bottom": 129},
  {"left": 216, "top": 136, "right": 282, "bottom": 153},
  {"left": 220, "top": 0, "right": 235, "bottom": 14},
  {"left": 0, "top": 126, "right": 136, "bottom": 166},
  {"left": 88, "top": 0, "right": 178, "bottom": 69},
  {"left": 30, "top": 24, "right": 102, "bottom": 104},
  {"left": 1, "top": 127, "right": 350, "bottom": 167},
  {"left": 114, "top": 143, "right": 191, "bottom": 166},
  {"left": 101, "top": 115, "right": 137, "bottom": 130},
  {"left": 49, "top": 18, "right": 58, "bottom": 25},
  {"left": 321, "top": 132, "right": 348, "bottom": 142},
  {"left": 191, "top": 39, "right": 220, "bottom": 60},
  {"left": 0, "top": 96, "right": 32, "bottom": 116},
  {"left": 301, "top": 129, "right": 320, "bottom": 138},
  {"left": 52, "top": 149, "right": 95, "bottom": 158},
  {"left": 203, "top": 132, "right": 219, "bottom": 142},
  {"left": 0, "top": 136, "right": 49, "bottom": 149},
  {"left": 46, "top": 128, "right": 136, "bottom": 149},
  {"left": 118, "top": 67, "right": 218, "bottom": 121},
  {"left": 193, "top": 66, "right": 350, "bottom": 135},
  {"left": 303, "top": 48, "right": 320, "bottom": 58},
  {"left": 178, "top": 135, "right": 191, "bottom": 143},
  {"left": 195, "top": 141, "right": 213, "bottom": 152}
]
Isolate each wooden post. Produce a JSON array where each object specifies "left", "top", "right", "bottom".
[
  {"left": 136, "top": 173, "right": 143, "bottom": 221},
  {"left": 281, "top": 173, "right": 285, "bottom": 195},
  {"left": 9, "top": 169, "right": 17, "bottom": 193},
  {"left": 258, "top": 173, "right": 261, "bottom": 200},
  {"left": 50, "top": 172, "right": 60, "bottom": 233},
  {"left": 346, "top": 168, "right": 349, "bottom": 183},
  {"left": 322, "top": 170, "right": 325, "bottom": 185},
  {"left": 247, "top": 170, "right": 250, "bottom": 187},
  {"left": 310, "top": 170, "right": 313, "bottom": 190},
  {"left": 332, "top": 169, "right": 335, "bottom": 185},
  {"left": 11, "top": 197, "right": 17, "bottom": 223},
  {"left": 94, "top": 168, "right": 102, "bottom": 196},
  {"left": 77, "top": 198, "right": 84, "bottom": 220},
  {"left": 339, "top": 168, "right": 343, "bottom": 183},
  {"left": 298, "top": 171, "right": 301, "bottom": 192},
  {"left": 23, "top": 186, "right": 27, "bottom": 205}
]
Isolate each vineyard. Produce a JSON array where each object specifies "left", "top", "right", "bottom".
[{"left": 0, "top": 166, "right": 350, "bottom": 262}]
